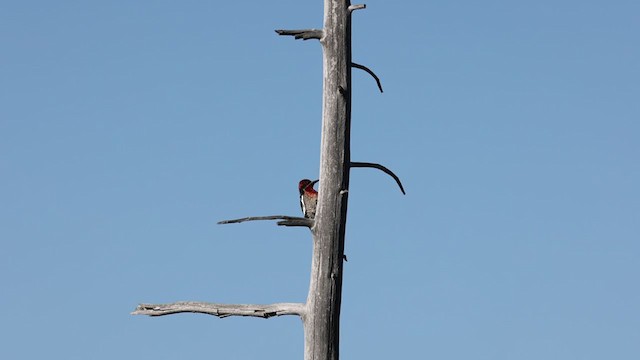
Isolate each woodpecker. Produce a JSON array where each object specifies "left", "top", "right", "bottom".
[{"left": 298, "top": 179, "right": 319, "bottom": 219}]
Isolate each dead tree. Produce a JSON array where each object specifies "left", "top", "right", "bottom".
[{"left": 132, "top": 2, "right": 404, "bottom": 360}]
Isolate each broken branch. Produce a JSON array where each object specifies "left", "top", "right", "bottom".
[
  {"left": 350, "top": 162, "right": 406, "bottom": 194},
  {"left": 348, "top": 4, "right": 366, "bottom": 13},
  {"left": 275, "top": 29, "right": 323, "bottom": 40},
  {"left": 132, "top": 301, "right": 305, "bottom": 318}
]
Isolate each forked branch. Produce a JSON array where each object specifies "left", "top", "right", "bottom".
[
  {"left": 350, "top": 162, "right": 406, "bottom": 194},
  {"left": 218, "top": 215, "right": 314, "bottom": 228},
  {"left": 132, "top": 301, "right": 305, "bottom": 318},
  {"left": 275, "top": 29, "right": 323, "bottom": 40},
  {"left": 352, "top": 62, "right": 383, "bottom": 93}
]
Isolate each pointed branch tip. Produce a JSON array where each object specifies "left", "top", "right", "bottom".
[
  {"left": 352, "top": 62, "right": 383, "bottom": 93},
  {"left": 350, "top": 162, "right": 406, "bottom": 194}
]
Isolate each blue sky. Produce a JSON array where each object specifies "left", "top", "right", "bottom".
[{"left": 1, "top": 1, "right": 639, "bottom": 359}]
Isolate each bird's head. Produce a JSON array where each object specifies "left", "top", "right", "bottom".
[{"left": 298, "top": 179, "right": 319, "bottom": 195}]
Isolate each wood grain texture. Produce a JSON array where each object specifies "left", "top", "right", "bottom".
[
  {"left": 303, "top": 1, "right": 354, "bottom": 359},
  {"left": 132, "top": 302, "right": 305, "bottom": 318}
]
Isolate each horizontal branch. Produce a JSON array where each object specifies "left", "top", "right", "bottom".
[
  {"left": 275, "top": 29, "right": 323, "bottom": 40},
  {"left": 278, "top": 218, "right": 315, "bottom": 227},
  {"left": 218, "top": 215, "right": 312, "bottom": 228},
  {"left": 351, "top": 162, "right": 406, "bottom": 194},
  {"left": 132, "top": 301, "right": 305, "bottom": 319},
  {"left": 352, "top": 62, "right": 383, "bottom": 93}
]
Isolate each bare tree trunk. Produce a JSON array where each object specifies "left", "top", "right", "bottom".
[
  {"left": 303, "top": 1, "right": 353, "bottom": 360},
  {"left": 132, "top": 3, "right": 404, "bottom": 360}
]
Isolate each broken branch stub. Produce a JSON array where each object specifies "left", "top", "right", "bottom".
[{"left": 275, "top": 29, "right": 323, "bottom": 41}]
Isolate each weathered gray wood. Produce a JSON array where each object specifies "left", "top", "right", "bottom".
[
  {"left": 348, "top": 4, "right": 366, "bottom": 12},
  {"left": 218, "top": 215, "right": 313, "bottom": 227},
  {"left": 277, "top": 218, "right": 316, "bottom": 227},
  {"left": 275, "top": 29, "right": 324, "bottom": 40},
  {"left": 302, "top": 1, "right": 354, "bottom": 360},
  {"left": 132, "top": 302, "right": 305, "bottom": 318}
]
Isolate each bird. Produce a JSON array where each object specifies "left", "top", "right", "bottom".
[{"left": 298, "top": 179, "right": 319, "bottom": 219}]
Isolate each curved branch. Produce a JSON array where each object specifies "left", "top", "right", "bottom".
[
  {"left": 351, "top": 62, "right": 383, "bottom": 93},
  {"left": 132, "top": 301, "right": 305, "bottom": 319},
  {"left": 350, "top": 162, "right": 406, "bottom": 194},
  {"left": 275, "top": 29, "right": 323, "bottom": 41}
]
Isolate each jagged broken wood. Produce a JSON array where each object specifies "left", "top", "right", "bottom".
[
  {"left": 132, "top": 302, "right": 305, "bottom": 318},
  {"left": 352, "top": 62, "right": 383, "bottom": 93},
  {"left": 218, "top": 215, "right": 314, "bottom": 228},
  {"left": 275, "top": 29, "right": 323, "bottom": 40},
  {"left": 350, "top": 161, "right": 406, "bottom": 194}
]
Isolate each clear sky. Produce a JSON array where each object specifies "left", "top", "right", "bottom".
[{"left": 1, "top": 1, "right": 639, "bottom": 359}]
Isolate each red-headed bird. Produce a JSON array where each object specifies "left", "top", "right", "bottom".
[{"left": 298, "top": 179, "right": 319, "bottom": 219}]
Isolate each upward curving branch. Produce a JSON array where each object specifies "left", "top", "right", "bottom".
[
  {"left": 350, "top": 162, "right": 406, "bottom": 194},
  {"left": 275, "top": 29, "right": 323, "bottom": 40},
  {"left": 351, "top": 62, "right": 383, "bottom": 93},
  {"left": 132, "top": 301, "right": 305, "bottom": 319}
]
